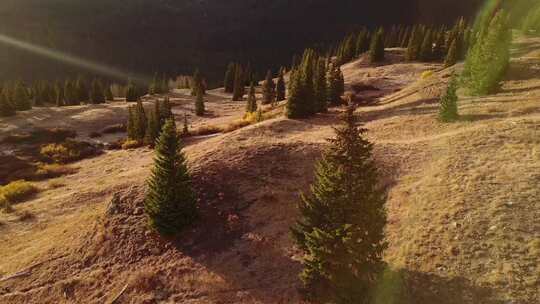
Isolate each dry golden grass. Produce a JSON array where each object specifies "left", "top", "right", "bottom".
[{"left": 1, "top": 36, "right": 539, "bottom": 304}]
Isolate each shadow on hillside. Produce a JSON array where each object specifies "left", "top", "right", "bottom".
[
  {"left": 359, "top": 98, "right": 440, "bottom": 122},
  {"left": 500, "top": 84, "right": 540, "bottom": 95},
  {"left": 380, "top": 268, "right": 503, "bottom": 304},
  {"left": 510, "top": 41, "right": 540, "bottom": 58},
  {"left": 505, "top": 61, "right": 540, "bottom": 82},
  {"left": 1, "top": 103, "right": 129, "bottom": 138},
  {"left": 459, "top": 113, "right": 507, "bottom": 122}
]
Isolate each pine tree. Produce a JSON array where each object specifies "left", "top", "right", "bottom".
[
  {"left": 419, "top": 29, "right": 433, "bottom": 61},
  {"left": 0, "top": 91, "right": 15, "bottom": 117},
  {"left": 127, "top": 106, "right": 136, "bottom": 140},
  {"left": 355, "top": 30, "right": 370, "bottom": 56},
  {"left": 291, "top": 105, "right": 387, "bottom": 303},
  {"left": 261, "top": 70, "right": 276, "bottom": 105},
  {"left": 224, "top": 62, "right": 236, "bottom": 93},
  {"left": 195, "top": 86, "right": 205, "bottom": 116},
  {"left": 285, "top": 68, "right": 303, "bottom": 118},
  {"left": 444, "top": 39, "right": 458, "bottom": 67},
  {"left": 75, "top": 76, "right": 89, "bottom": 103},
  {"left": 104, "top": 84, "right": 114, "bottom": 101},
  {"left": 144, "top": 110, "right": 160, "bottom": 147},
  {"left": 144, "top": 119, "right": 197, "bottom": 235},
  {"left": 406, "top": 26, "right": 423, "bottom": 61},
  {"left": 433, "top": 29, "right": 447, "bottom": 60},
  {"left": 439, "top": 75, "right": 459, "bottom": 122},
  {"left": 463, "top": 10, "right": 511, "bottom": 95},
  {"left": 276, "top": 68, "right": 286, "bottom": 101},
  {"left": 160, "top": 74, "right": 169, "bottom": 94},
  {"left": 126, "top": 79, "right": 139, "bottom": 102},
  {"left": 181, "top": 114, "right": 189, "bottom": 137},
  {"left": 327, "top": 64, "right": 345, "bottom": 106},
  {"left": 13, "top": 82, "right": 31, "bottom": 111},
  {"left": 149, "top": 73, "right": 160, "bottom": 95},
  {"left": 159, "top": 97, "right": 173, "bottom": 127},
  {"left": 314, "top": 58, "right": 328, "bottom": 113},
  {"left": 130, "top": 100, "right": 147, "bottom": 141},
  {"left": 232, "top": 65, "right": 245, "bottom": 101},
  {"left": 191, "top": 69, "right": 202, "bottom": 96},
  {"left": 89, "top": 78, "right": 106, "bottom": 104},
  {"left": 246, "top": 82, "right": 258, "bottom": 113},
  {"left": 54, "top": 81, "right": 64, "bottom": 107},
  {"left": 369, "top": 28, "right": 385, "bottom": 63}
]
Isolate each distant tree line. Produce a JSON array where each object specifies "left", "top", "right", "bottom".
[{"left": 329, "top": 19, "right": 472, "bottom": 68}]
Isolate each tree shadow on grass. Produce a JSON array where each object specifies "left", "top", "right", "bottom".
[{"left": 374, "top": 267, "right": 503, "bottom": 304}]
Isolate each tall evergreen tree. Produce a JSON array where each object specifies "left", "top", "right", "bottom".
[
  {"left": 369, "top": 28, "right": 385, "bottom": 63},
  {"left": 406, "top": 26, "right": 423, "bottom": 61},
  {"left": 195, "top": 86, "right": 205, "bottom": 116},
  {"left": 224, "top": 62, "right": 236, "bottom": 93},
  {"left": 75, "top": 76, "right": 89, "bottom": 103},
  {"left": 54, "top": 81, "right": 64, "bottom": 107},
  {"left": 144, "top": 119, "right": 197, "bottom": 235},
  {"left": 63, "top": 80, "right": 77, "bottom": 105},
  {"left": 444, "top": 39, "right": 459, "bottom": 67},
  {"left": 232, "top": 65, "right": 245, "bottom": 101},
  {"left": 463, "top": 10, "right": 511, "bottom": 95},
  {"left": 433, "top": 29, "right": 447, "bottom": 60},
  {"left": 314, "top": 58, "right": 328, "bottom": 113},
  {"left": 89, "top": 78, "right": 106, "bottom": 104},
  {"left": 126, "top": 79, "right": 139, "bottom": 102},
  {"left": 13, "top": 81, "right": 31, "bottom": 111},
  {"left": 291, "top": 105, "right": 387, "bottom": 303},
  {"left": 159, "top": 97, "right": 173, "bottom": 128},
  {"left": 439, "top": 75, "right": 459, "bottom": 122},
  {"left": 191, "top": 69, "right": 202, "bottom": 96},
  {"left": 327, "top": 64, "right": 345, "bottom": 106},
  {"left": 246, "top": 82, "right": 258, "bottom": 113},
  {"left": 0, "top": 91, "right": 15, "bottom": 117},
  {"left": 355, "top": 30, "right": 370, "bottom": 56},
  {"left": 144, "top": 110, "right": 160, "bottom": 147},
  {"left": 130, "top": 100, "right": 147, "bottom": 141},
  {"left": 261, "top": 70, "right": 276, "bottom": 105},
  {"left": 104, "top": 84, "right": 114, "bottom": 101},
  {"left": 419, "top": 29, "right": 434, "bottom": 61},
  {"left": 276, "top": 68, "right": 287, "bottom": 101}
]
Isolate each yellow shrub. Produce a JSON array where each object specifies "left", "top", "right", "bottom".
[
  {"left": 421, "top": 70, "right": 434, "bottom": 79},
  {"left": 190, "top": 125, "right": 222, "bottom": 137},
  {"left": 0, "top": 180, "right": 39, "bottom": 210},
  {"left": 34, "top": 163, "right": 77, "bottom": 179},
  {"left": 221, "top": 119, "right": 250, "bottom": 133},
  {"left": 40, "top": 142, "right": 81, "bottom": 163}
]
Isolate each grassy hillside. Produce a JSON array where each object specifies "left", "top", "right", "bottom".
[{"left": 0, "top": 33, "right": 539, "bottom": 303}]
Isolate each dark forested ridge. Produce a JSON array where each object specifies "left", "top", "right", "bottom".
[{"left": 0, "top": 0, "right": 484, "bottom": 85}]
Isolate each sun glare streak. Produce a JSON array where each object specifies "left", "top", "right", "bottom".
[{"left": 0, "top": 33, "right": 148, "bottom": 83}]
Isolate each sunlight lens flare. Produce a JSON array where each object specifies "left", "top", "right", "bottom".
[{"left": 0, "top": 33, "right": 147, "bottom": 83}]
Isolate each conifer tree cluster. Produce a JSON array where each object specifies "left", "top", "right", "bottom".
[
  {"left": 0, "top": 81, "right": 31, "bottom": 116},
  {"left": 190, "top": 69, "right": 206, "bottom": 96},
  {"left": 292, "top": 105, "right": 387, "bottom": 303},
  {"left": 149, "top": 73, "right": 170, "bottom": 95},
  {"left": 126, "top": 79, "right": 147, "bottom": 102},
  {"left": 404, "top": 21, "right": 469, "bottom": 64},
  {"left": 463, "top": 10, "right": 511, "bottom": 95},
  {"left": 128, "top": 98, "right": 173, "bottom": 145},
  {"left": 89, "top": 78, "right": 106, "bottom": 104},
  {"left": 287, "top": 49, "right": 336, "bottom": 118},
  {"left": 144, "top": 119, "right": 197, "bottom": 235}
]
